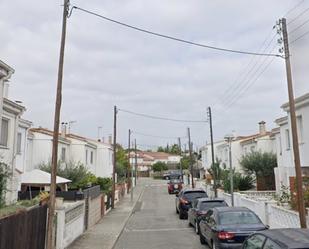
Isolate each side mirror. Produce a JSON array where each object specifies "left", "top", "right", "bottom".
[{"left": 265, "top": 225, "right": 270, "bottom": 229}]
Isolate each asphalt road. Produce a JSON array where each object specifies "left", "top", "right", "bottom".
[{"left": 113, "top": 179, "right": 209, "bottom": 249}]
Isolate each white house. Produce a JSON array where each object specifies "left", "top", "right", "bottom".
[
  {"left": 27, "top": 127, "right": 113, "bottom": 178},
  {"left": 201, "top": 121, "right": 277, "bottom": 173},
  {"left": 274, "top": 93, "right": 309, "bottom": 190},
  {"left": 0, "top": 60, "right": 32, "bottom": 204}
]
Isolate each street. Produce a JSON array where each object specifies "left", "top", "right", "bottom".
[{"left": 114, "top": 179, "right": 208, "bottom": 249}]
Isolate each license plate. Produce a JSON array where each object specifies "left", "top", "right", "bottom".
[{"left": 174, "top": 184, "right": 178, "bottom": 189}]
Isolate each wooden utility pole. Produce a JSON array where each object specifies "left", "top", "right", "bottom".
[
  {"left": 46, "top": 1, "right": 69, "bottom": 248},
  {"left": 127, "top": 129, "right": 131, "bottom": 194},
  {"left": 112, "top": 106, "right": 117, "bottom": 209},
  {"left": 178, "top": 137, "right": 183, "bottom": 181},
  {"left": 281, "top": 18, "right": 306, "bottom": 228},
  {"left": 207, "top": 107, "right": 217, "bottom": 197},
  {"left": 187, "top": 128, "right": 194, "bottom": 188},
  {"left": 134, "top": 139, "right": 137, "bottom": 185}
]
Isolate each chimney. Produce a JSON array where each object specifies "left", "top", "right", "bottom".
[
  {"left": 61, "top": 122, "right": 67, "bottom": 137},
  {"left": 258, "top": 121, "right": 266, "bottom": 135}
]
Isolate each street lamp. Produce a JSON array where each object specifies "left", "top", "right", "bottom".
[{"left": 224, "top": 134, "right": 235, "bottom": 206}]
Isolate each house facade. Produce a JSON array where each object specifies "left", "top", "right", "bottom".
[
  {"left": 27, "top": 127, "right": 113, "bottom": 178},
  {"left": 274, "top": 93, "right": 309, "bottom": 190},
  {"left": 0, "top": 60, "right": 32, "bottom": 204},
  {"left": 201, "top": 121, "right": 277, "bottom": 173}
]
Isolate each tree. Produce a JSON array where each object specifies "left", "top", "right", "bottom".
[
  {"left": 240, "top": 151, "right": 277, "bottom": 190},
  {"left": 178, "top": 155, "right": 196, "bottom": 170},
  {"left": 39, "top": 161, "right": 96, "bottom": 189},
  {"left": 152, "top": 162, "right": 168, "bottom": 172},
  {"left": 0, "top": 162, "right": 10, "bottom": 208},
  {"left": 170, "top": 144, "right": 181, "bottom": 155},
  {"left": 157, "top": 146, "right": 165, "bottom": 152},
  {"left": 207, "top": 158, "right": 223, "bottom": 188},
  {"left": 115, "top": 144, "right": 129, "bottom": 181}
]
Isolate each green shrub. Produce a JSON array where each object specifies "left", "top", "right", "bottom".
[
  {"left": 96, "top": 177, "right": 112, "bottom": 193},
  {"left": 0, "top": 162, "right": 10, "bottom": 208},
  {"left": 152, "top": 162, "right": 168, "bottom": 172}
]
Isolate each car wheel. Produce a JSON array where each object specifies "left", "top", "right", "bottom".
[
  {"left": 188, "top": 219, "right": 193, "bottom": 227},
  {"left": 199, "top": 232, "right": 206, "bottom": 245},
  {"left": 212, "top": 240, "right": 218, "bottom": 249},
  {"left": 179, "top": 210, "right": 186, "bottom": 219},
  {"left": 195, "top": 221, "right": 199, "bottom": 234},
  {"left": 176, "top": 206, "right": 179, "bottom": 214}
]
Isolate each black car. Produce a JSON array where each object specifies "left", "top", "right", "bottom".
[
  {"left": 199, "top": 207, "right": 267, "bottom": 249},
  {"left": 175, "top": 188, "right": 208, "bottom": 219},
  {"left": 188, "top": 198, "right": 228, "bottom": 234},
  {"left": 242, "top": 229, "right": 309, "bottom": 249},
  {"left": 163, "top": 170, "right": 182, "bottom": 180}
]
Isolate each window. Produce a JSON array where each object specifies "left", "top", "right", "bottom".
[
  {"left": 61, "top": 147, "right": 66, "bottom": 162},
  {"left": 263, "top": 239, "right": 281, "bottom": 249},
  {"left": 285, "top": 129, "right": 290, "bottom": 150},
  {"left": 218, "top": 211, "right": 261, "bottom": 225},
  {"left": 243, "top": 234, "right": 266, "bottom": 249},
  {"left": 17, "top": 132, "right": 22, "bottom": 154},
  {"left": 85, "top": 150, "right": 88, "bottom": 164},
  {"left": 90, "top": 151, "right": 94, "bottom": 164},
  {"left": 0, "top": 119, "right": 9, "bottom": 147},
  {"left": 297, "top": 116, "right": 304, "bottom": 143}
]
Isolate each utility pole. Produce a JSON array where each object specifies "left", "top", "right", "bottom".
[
  {"left": 207, "top": 107, "right": 217, "bottom": 197},
  {"left": 111, "top": 106, "right": 117, "bottom": 209},
  {"left": 281, "top": 18, "right": 306, "bottom": 228},
  {"left": 134, "top": 139, "right": 137, "bottom": 185},
  {"left": 187, "top": 128, "right": 194, "bottom": 188},
  {"left": 178, "top": 137, "right": 183, "bottom": 181},
  {"left": 127, "top": 129, "right": 131, "bottom": 194},
  {"left": 46, "top": 1, "right": 69, "bottom": 248},
  {"left": 225, "top": 134, "right": 235, "bottom": 206}
]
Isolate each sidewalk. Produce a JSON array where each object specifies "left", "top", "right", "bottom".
[{"left": 68, "top": 181, "right": 145, "bottom": 249}]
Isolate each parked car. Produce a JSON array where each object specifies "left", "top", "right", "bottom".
[
  {"left": 175, "top": 188, "right": 208, "bottom": 219},
  {"left": 242, "top": 228, "right": 309, "bottom": 249},
  {"left": 167, "top": 178, "right": 183, "bottom": 194},
  {"left": 188, "top": 198, "right": 228, "bottom": 234},
  {"left": 163, "top": 170, "right": 182, "bottom": 180},
  {"left": 199, "top": 207, "right": 267, "bottom": 249}
]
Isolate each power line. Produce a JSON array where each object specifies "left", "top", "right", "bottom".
[
  {"left": 72, "top": 6, "right": 282, "bottom": 58},
  {"left": 290, "top": 29, "right": 309, "bottom": 44},
  {"left": 133, "top": 131, "right": 186, "bottom": 139},
  {"left": 118, "top": 108, "right": 207, "bottom": 123},
  {"left": 288, "top": 16, "right": 309, "bottom": 34},
  {"left": 217, "top": 33, "right": 278, "bottom": 109},
  {"left": 284, "top": 0, "right": 305, "bottom": 17},
  {"left": 288, "top": 6, "right": 309, "bottom": 24}
]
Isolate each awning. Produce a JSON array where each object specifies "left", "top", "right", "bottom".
[{"left": 21, "top": 169, "right": 71, "bottom": 185}]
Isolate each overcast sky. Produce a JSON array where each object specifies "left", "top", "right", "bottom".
[{"left": 0, "top": 0, "right": 305, "bottom": 150}]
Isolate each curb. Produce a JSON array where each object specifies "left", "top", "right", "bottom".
[{"left": 111, "top": 185, "right": 146, "bottom": 249}]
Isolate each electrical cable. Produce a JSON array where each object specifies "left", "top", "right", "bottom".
[
  {"left": 133, "top": 131, "right": 186, "bottom": 139},
  {"left": 217, "top": 34, "right": 278, "bottom": 109},
  {"left": 71, "top": 6, "right": 282, "bottom": 58},
  {"left": 288, "top": 16, "right": 309, "bottom": 34},
  {"left": 288, "top": 6, "right": 309, "bottom": 24},
  {"left": 118, "top": 108, "right": 207, "bottom": 123},
  {"left": 290, "top": 29, "right": 309, "bottom": 44}
]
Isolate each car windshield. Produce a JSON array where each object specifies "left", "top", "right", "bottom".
[
  {"left": 183, "top": 191, "right": 207, "bottom": 200},
  {"left": 199, "top": 201, "right": 227, "bottom": 210},
  {"left": 169, "top": 179, "right": 181, "bottom": 184},
  {"left": 218, "top": 211, "right": 261, "bottom": 225}
]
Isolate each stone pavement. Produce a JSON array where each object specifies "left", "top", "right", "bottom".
[{"left": 68, "top": 179, "right": 146, "bottom": 249}]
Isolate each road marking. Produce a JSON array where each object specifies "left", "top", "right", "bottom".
[{"left": 124, "top": 227, "right": 192, "bottom": 233}]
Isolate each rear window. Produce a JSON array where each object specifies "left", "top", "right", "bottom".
[
  {"left": 183, "top": 191, "right": 207, "bottom": 200},
  {"left": 218, "top": 211, "right": 261, "bottom": 225},
  {"left": 200, "top": 201, "right": 227, "bottom": 210}
]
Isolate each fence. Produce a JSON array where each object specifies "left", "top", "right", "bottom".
[
  {"left": 0, "top": 204, "right": 47, "bottom": 249},
  {"left": 217, "top": 189, "right": 309, "bottom": 228}
]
